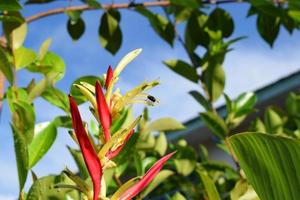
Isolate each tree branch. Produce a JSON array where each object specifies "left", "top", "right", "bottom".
[
  {"left": 25, "top": 0, "right": 244, "bottom": 24},
  {"left": 26, "top": 1, "right": 171, "bottom": 23}
]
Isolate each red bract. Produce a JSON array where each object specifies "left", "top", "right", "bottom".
[
  {"left": 118, "top": 151, "right": 176, "bottom": 200},
  {"left": 105, "top": 65, "right": 113, "bottom": 89},
  {"left": 95, "top": 81, "right": 112, "bottom": 143},
  {"left": 106, "top": 130, "right": 135, "bottom": 160},
  {"left": 69, "top": 96, "right": 102, "bottom": 200}
]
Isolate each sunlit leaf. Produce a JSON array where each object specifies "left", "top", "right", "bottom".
[
  {"left": 14, "top": 47, "right": 37, "bottom": 70},
  {"left": 229, "top": 132, "right": 300, "bottom": 200},
  {"left": 147, "top": 117, "right": 185, "bottom": 132}
]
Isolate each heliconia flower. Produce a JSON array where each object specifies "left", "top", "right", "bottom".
[
  {"left": 95, "top": 81, "right": 112, "bottom": 143},
  {"left": 105, "top": 65, "right": 113, "bottom": 89},
  {"left": 118, "top": 151, "right": 176, "bottom": 200},
  {"left": 69, "top": 96, "right": 102, "bottom": 200},
  {"left": 106, "top": 130, "right": 134, "bottom": 160}
]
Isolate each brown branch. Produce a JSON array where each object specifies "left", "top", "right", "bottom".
[
  {"left": 26, "top": 1, "right": 171, "bottom": 23},
  {"left": 25, "top": 0, "right": 244, "bottom": 24}
]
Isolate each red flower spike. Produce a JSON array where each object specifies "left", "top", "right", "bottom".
[
  {"left": 106, "top": 130, "right": 134, "bottom": 160},
  {"left": 105, "top": 65, "right": 113, "bottom": 89},
  {"left": 69, "top": 96, "right": 102, "bottom": 200},
  {"left": 95, "top": 81, "right": 112, "bottom": 143},
  {"left": 118, "top": 151, "right": 176, "bottom": 200}
]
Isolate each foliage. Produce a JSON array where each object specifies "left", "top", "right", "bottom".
[{"left": 0, "top": 0, "right": 300, "bottom": 200}]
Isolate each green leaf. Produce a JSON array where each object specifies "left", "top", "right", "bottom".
[
  {"left": 206, "top": 8, "right": 234, "bottom": 38},
  {"left": 257, "top": 14, "right": 280, "bottom": 47},
  {"left": 27, "top": 174, "right": 79, "bottom": 199},
  {"left": 196, "top": 165, "right": 221, "bottom": 200},
  {"left": 0, "top": 0, "right": 22, "bottom": 11},
  {"left": 189, "top": 90, "right": 211, "bottom": 111},
  {"left": 229, "top": 132, "right": 300, "bottom": 200},
  {"left": 99, "top": 9, "right": 122, "bottom": 55},
  {"left": 14, "top": 47, "right": 37, "bottom": 70},
  {"left": 171, "top": 192, "right": 186, "bottom": 200},
  {"left": 0, "top": 46, "right": 14, "bottom": 84},
  {"left": 154, "top": 132, "right": 167, "bottom": 156},
  {"left": 174, "top": 158, "right": 196, "bottom": 176},
  {"left": 28, "top": 51, "right": 66, "bottom": 82},
  {"left": 54, "top": 116, "right": 72, "bottom": 128},
  {"left": 39, "top": 38, "right": 52, "bottom": 60},
  {"left": 264, "top": 108, "right": 283, "bottom": 134},
  {"left": 67, "top": 17, "right": 85, "bottom": 40},
  {"left": 5, "top": 87, "right": 29, "bottom": 111},
  {"left": 185, "top": 11, "right": 209, "bottom": 50},
  {"left": 28, "top": 78, "right": 48, "bottom": 102},
  {"left": 67, "top": 146, "right": 89, "bottom": 180},
  {"left": 42, "top": 86, "right": 69, "bottom": 112},
  {"left": 11, "top": 125, "right": 29, "bottom": 191},
  {"left": 28, "top": 122, "right": 57, "bottom": 168},
  {"left": 163, "top": 60, "right": 198, "bottom": 83},
  {"left": 200, "top": 111, "right": 228, "bottom": 138},
  {"left": 70, "top": 75, "right": 102, "bottom": 105},
  {"left": 13, "top": 101, "right": 35, "bottom": 143},
  {"left": 11, "top": 22, "right": 27, "bottom": 50},
  {"left": 249, "top": 118, "right": 266, "bottom": 132},
  {"left": 230, "top": 179, "right": 259, "bottom": 200},
  {"left": 234, "top": 92, "right": 257, "bottom": 114},
  {"left": 203, "top": 63, "right": 225, "bottom": 102},
  {"left": 136, "top": 7, "right": 175, "bottom": 46},
  {"left": 147, "top": 117, "right": 185, "bottom": 132},
  {"left": 141, "top": 170, "right": 174, "bottom": 197}
]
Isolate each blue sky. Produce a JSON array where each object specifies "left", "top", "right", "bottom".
[{"left": 1, "top": 1, "right": 300, "bottom": 198}]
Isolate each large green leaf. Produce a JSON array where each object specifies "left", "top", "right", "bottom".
[
  {"left": 163, "top": 60, "right": 198, "bottom": 83},
  {"left": 99, "top": 9, "right": 122, "bottom": 55},
  {"left": 170, "top": 0, "right": 201, "bottom": 8},
  {"left": 0, "top": 46, "right": 14, "bottom": 84},
  {"left": 229, "top": 132, "right": 300, "bottom": 200},
  {"left": 28, "top": 122, "right": 57, "bottom": 168},
  {"left": 11, "top": 125, "right": 29, "bottom": 192}
]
